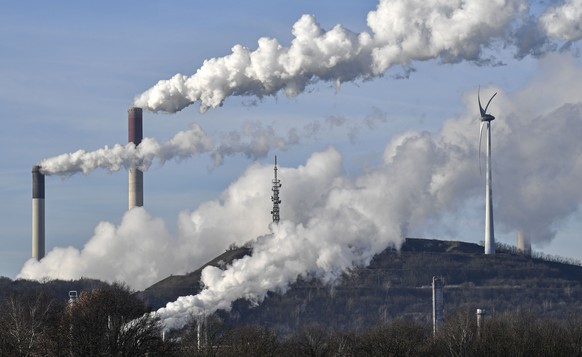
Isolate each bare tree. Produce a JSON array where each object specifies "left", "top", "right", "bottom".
[
  {"left": 0, "top": 291, "right": 60, "bottom": 357},
  {"left": 64, "top": 283, "right": 167, "bottom": 356},
  {"left": 221, "top": 324, "right": 279, "bottom": 357},
  {"left": 281, "top": 324, "right": 331, "bottom": 357},
  {"left": 438, "top": 309, "right": 477, "bottom": 357}
]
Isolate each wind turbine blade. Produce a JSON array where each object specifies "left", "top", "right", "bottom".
[
  {"left": 478, "top": 86, "right": 485, "bottom": 117},
  {"left": 479, "top": 122, "right": 485, "bottom": 175},
  {"left": 484, "top": 92, "right": 497, "bottom": 113}
]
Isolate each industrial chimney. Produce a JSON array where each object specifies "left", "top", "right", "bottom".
[
  {"left": 32, "top": 165, "right": 45, "bottom": 260},
  {"left": 432, "top": 276, "right": 444, "bottom": 336},
  {"left": 516, "top": 230, "right": 531, "bottom": 256},
  {"left": 128, "top": 107, "right": 143, "bottom": 209}
]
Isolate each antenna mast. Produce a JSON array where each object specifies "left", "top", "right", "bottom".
[{"left": 271, "top": 156, "right": 282, "bottom": 223}]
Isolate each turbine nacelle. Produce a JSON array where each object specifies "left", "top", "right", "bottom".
[
  {"left": 478, "top": 87, "right": 497, "bottom": 122},
  {"left": 480, "top": 113, "right": 495, "bottom": 122}
]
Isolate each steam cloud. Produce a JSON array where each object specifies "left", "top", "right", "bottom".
[
  {"left": 38, "top": 108, "right": 387, "bottom": 176},
  {"left": 153, "top": 55, "right": 582, "bottom": 330},
  {"left": 39, "top": 124, "right": 214, "bottom": 176},
  {"left": 19, "top": 0, "right": 582, "bottom": 332},
  {"left": 133, "top": 0, "right": 582, "bottom": 113},
  {"left": 22, "top": 56, "right": 582, "bottom": 329}
]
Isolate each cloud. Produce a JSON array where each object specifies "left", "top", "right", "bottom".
[{"left": 540, "top": 0, "right": 582, "bottom": 41}]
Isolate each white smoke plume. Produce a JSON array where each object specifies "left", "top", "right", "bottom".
[
  {"left": 20, "top": 0, "right": 582, "bottom": 331},
  {"left": 39, "top": 124, "right": 214, "bottom": 176},
  {"left": 19, "top": 149, "right": 343, "bottom": 290},
  {"left": 153, "top": 55, "right": 582, "bottom": 330},
  {"left": 19, "top": 56, "right": 582, "bottom": 329},
  {"left": 211, "top": 107, "right": 388, "bottom": 164},
  {"left": 39, "top": 107, "right": 388, "bottom": 176},
  {"left": 133, "top": 0, "right": 582, "bottom": 113}
]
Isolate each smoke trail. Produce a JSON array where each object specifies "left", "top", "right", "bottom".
[
  {"left": 39, "top": 124, "right": 214, "bottom": 176},
  {"left": 23, "top": 113, "right": 389, "bottom": 288},
  {"left": 20, "top": 55, "right": 582, "bottom": 329},
  {"left": 154, "top": 55, "right": 582, "bottom": 330},
  {"left": 39, "top": 108, "right": 388, "bottom": 176},
  {"left": 18, "top": 149, "right": 344, "bottom": 290},
  {"left": 133, "top": 0, "right": 582, "bottom": 113},
  {"left": 155, "top": 129, "right": 466, "bottom": 329},
  {"left": 211, "top": 107, "right": 388, "bottom": 164}
]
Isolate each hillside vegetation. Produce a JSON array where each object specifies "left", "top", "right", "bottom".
[
  {"left": 2, "top": 238, "right": 582, "bottom": 355},
  {"left": 137, "top": 238, "right": 582, "bottom": 334}
]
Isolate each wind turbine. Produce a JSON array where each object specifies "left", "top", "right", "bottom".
[{"left": 479, "top": 87, "right": 497, "bottom": 255}]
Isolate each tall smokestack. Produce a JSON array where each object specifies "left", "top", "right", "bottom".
[
  {"left": 128, "top": 107, "right": 143, "bottom": 209},
  {"left": 32, "top": 165, "right": 45, "bottom": 260}
]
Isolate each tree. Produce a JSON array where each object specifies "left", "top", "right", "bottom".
[
  {"left": 221, "top": 324, "right": 279, "bottom": 357},
  {"left": 173, "top": 314, "right": 226, "bottom": 357},
  {"left": 0, "top": 290, "right": 62, "bottom": 357},
  {"left": 64, "top": 282, "right": 168, "bottom": 356},
  {"left": 438, "top": 309, "right": 477, "bottom": 357},
  {"left": 357, "top": 319, "right": 430, "bottom": 357},
  {"left": 281, "top": 324, "right": 331, "bottom": 357}
]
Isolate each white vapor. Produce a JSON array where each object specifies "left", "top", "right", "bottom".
[
  {"left": 19, "top": 0, "right": 582, "bottom": 332},
  {"left": 20, "top": 56, "right": 582, "bottom": 328},
  {"left": 133, "top": 0, "right": 582, "bottom": 113},
  {"left": 153, "top": 55, "right": 582, "bottom": 330},
  {"left": 39, "top": 108, "right": 387, "bottom": 176},
  {"left": 39, "top": 124, "right": 214, "bottom": 176}
]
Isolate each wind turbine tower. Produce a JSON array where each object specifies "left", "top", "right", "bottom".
[
  {"left": 479, "top": 88, "right": 497, "bottom": 255},
  {"left": 271, "top": 156, "right": 282, "bottom": 223}
]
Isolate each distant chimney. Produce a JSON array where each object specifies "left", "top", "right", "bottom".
[
  {"left": 516, "top": 231, "right": 531, "bottom": 256},
  {"left": 432, "top": 276, "right": 444, "bottom": 336},
  {"left": 32, "top": 165, "right": 45, "bottom": 260},
  {"left": 128, "top": 107, "right": 143, "bottom": 209}
]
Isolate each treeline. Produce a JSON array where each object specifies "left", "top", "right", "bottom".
[
  {"left": 494, "top": 241, "right": 582, "bottom": 267},
  {"left": 2, "top": 281, "right": 581, "bottom": 356},
  {"left": 0, "top": 282, "right": 169, "bottom": 356},
  {"left": 180, "top": 310, "right": 582, "bottom": 356}
]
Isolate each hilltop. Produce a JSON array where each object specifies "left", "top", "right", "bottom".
[{"left": 137, "top": 238, "right": 582, "bottom": 333}]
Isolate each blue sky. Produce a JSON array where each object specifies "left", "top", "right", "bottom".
[{"left": 2, "top": 1, "right": 582, "bottom": 286}]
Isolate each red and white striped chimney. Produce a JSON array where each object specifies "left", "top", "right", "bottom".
[{"left": 128, "top": 107, "right": 143, "bottom": 209}]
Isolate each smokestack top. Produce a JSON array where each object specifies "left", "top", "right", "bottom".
[
  {"left": 128, "top": 107, "right": 143, "bottom": 145},
  {"left": 32, "top": 165, "right": 45, "bottom": 199}
]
